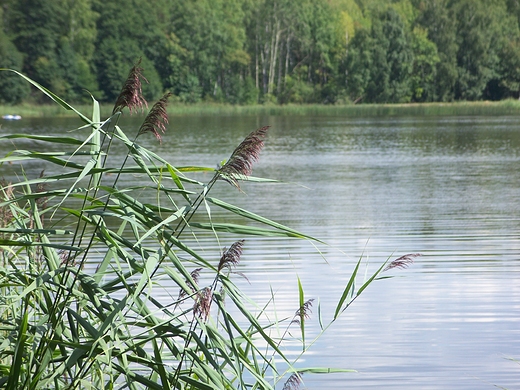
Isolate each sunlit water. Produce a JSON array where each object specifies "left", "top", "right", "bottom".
[{"left": 1, "top": 114, "right": 519, "bottom": 389}]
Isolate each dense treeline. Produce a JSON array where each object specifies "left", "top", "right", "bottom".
[{"left": 1, "top": 0, "right": 520, "bottom": 105}]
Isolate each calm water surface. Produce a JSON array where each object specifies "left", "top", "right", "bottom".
[{"left": 1, "top": 114, "right": 519, "bottom": 389}]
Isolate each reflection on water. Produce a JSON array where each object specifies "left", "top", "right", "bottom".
[{"left": 1, "top": 114, "right": 519, "bottom": 389}]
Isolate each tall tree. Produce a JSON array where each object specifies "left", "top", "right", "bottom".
[
  {"left": 5, "top": 0, "right": 68, "bottom": 99},
  {"left": 0, "top": 6, "right": 29, "bottom": 104},
  {"left": 409, "top": 26, "right": 439, "bottom": 102},
  {"left": 92, "top": 0, "right": 164, "bottom": 102},
  {"left": 451, "top": 0, "right": 518, "bottom": 100},
  {"left": 171, "top": 0, "right": 249, "bottom": 101},
  {"left": 415, "top": 0, "right": 458, "bottom": 101},
  {"left": 365, "top": 8, "right": 413, "bottom": 103},
  {"left": 345, "top": 27, "right": 373, "bottom": 102}
]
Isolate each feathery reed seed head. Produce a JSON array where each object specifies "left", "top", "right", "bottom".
[
  {"left": 282, "top": 372, "right": 304, "bottom": 390},
  {"left": 190, "top": 267, "right": 202, "bottom": 285},
  {"left": 193, "top": 287, "right": 212, "bottom": 320},
  {"left": 112, "top": 58, "right": 148, "bottom": 114},
  {"left": 138, "top": 92, "right": 172, "bottom": 143},
  {"left": 292, "top": 298, "right": 315, "bottom": 325},
  {"left": 384, "top": 253, "right": 421, "bottom": 272},
  {"left": 219, "top": 126, "right": 269, "bottom": 188},
  {"left": 179, "top": 267, "right": 202, "bottom": 299},
  {"left": 218, "top": 240, "right": 245, "bottom": 272}
]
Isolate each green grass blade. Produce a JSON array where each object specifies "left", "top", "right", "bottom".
[
  {"left": 333, "top": 259, "right": 361, "bottom": 321},
  {"left": 133, "top": 206, "right": 187, "bottom": 248},
  {"left": 297, "top": 277, "right": 306, "bottom": 349},
  {"left": 207, "top": 197, "right": 321, "bottom": 242},
  {"left": 189, "top": 222, "right": 311, "bottom": 238},
  {"left": 356, "top": 262, "right": 387, "bottom": 297},
  {"left": 6, "top": 300, "right": 29, "bottom": 390},
  {"left": 0, "top": 134, "right": 87, "bottom": 145}
]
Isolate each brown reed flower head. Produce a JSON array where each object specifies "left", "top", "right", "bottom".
[
  {"left": 112, "top": 58, "right": 148, "bottom": 115},
  {"left": 292, "top": 298, "right": 315, "bottom": 325},
  {"left": 217, "top": 240, "right": 245, "bottom": 272},
  {"left": 138, "top": 92, "right": 172, "bottom": 143},
  {"left": 383, "top": 253, "right": 421, "bottom": 272},
  {"left": 179, "top": 267, "right": 202, "bottom": 299},
  {"left": 282, "top": 372, "right": 304, "bottom": 390},
  {"left": 59, "top": 249, "right": 76, "bottom": 266},
  {"left": 219, "top": 126, "right": 269, "bottom": 188},
  {"left": 193, "top": 287, "right": 213, "bottom": 320}
]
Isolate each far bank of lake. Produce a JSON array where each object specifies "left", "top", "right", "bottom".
[{"left": 2, "top": 100, "right": 520, "bottom": 119}]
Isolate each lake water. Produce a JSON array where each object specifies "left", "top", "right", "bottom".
[{"left": 1, "top": 113, "right": 519, "bottom": 389}]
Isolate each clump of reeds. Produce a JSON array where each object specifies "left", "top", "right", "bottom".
[{"left": 0, "top": 65, "right": 422, "bottom": 390}]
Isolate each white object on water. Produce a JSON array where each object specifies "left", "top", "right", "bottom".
[{"left": 2, "top": 114, "right": 22, "bottom": 120}]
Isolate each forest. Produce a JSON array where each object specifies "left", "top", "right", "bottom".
[{"left": 1, "top": 0, "right": 520, "bottom": 105}]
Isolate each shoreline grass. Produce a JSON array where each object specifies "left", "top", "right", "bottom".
[{"left": 2, "top": 100, "right": 520, "bottom": 118}]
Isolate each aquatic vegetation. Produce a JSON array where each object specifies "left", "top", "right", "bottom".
[{"left": 0, "top": 66, "right": 414, "bottom": 389}]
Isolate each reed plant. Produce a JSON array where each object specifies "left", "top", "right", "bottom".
[{"left": 0, "top": 65, "right": 416, "bottom": 389}]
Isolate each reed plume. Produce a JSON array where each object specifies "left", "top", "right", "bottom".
[
  {"left": 292, "top": 298, "right": 315, "bottom": 325},
  {"left": 218, "top": 240, "right": 245, "bottom": 272},
  {"left": 219, "top": 126, "right": 269, "bottom": 188},
  {"left": 179, "top": 267, "right": 202, "bottom": 299},
  {"left": 384, "top": 253, "right": 421, "bottom": 271},
  {"left": 112, "top": 58, "right": 148, "bottom": 114},
  {"left": 193, "top": 287, "right": 212, "bottom": 320},
  {"left": 282, "top": 372, "right": 303, "bottom": 390},
  {"left": 138, "top": 92, "right": 172, "bottom": 143}
]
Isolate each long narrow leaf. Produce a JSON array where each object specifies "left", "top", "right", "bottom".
[
  {"left": 189, "top": 222, "right": 310, "bottom": 238},
  {"left": 207, "top": 197, "right": 321, "bottom": 242},
  {"left": 333, "top": 259, "right": 361, "bottom": 320},
  {"left": 0, "top": 134, "right": 87, "bottom": 145}
]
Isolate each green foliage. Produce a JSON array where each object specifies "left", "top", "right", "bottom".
[
  {"left": 498, "top": 39, "right": 520, "bottom": 98},
  {"left": 346, "top": 8, "right": 413, "bottom": 103},
  {"left": 0, "top": 68, "right": 408, "bottom": 389},
  {"left": 171, "top": 0, "right": 249, "bottom": 100},
  {"left": 414, "top": 0, "right": 459, "bottom": 101},
  {"left": 0, "top": 34, "right": 29, "bottom": 104},
  {"left": 279, "top": 75, "right": 316, "bottom": 104},
  {"left": 453, "top": 0, "right": 502, "bottom": 100},
  {"left": 410, "top": 27, "right": 440, "bottom": 102},
  {"left": 3, "top": 0, "right": 520, "bottom": 104}
]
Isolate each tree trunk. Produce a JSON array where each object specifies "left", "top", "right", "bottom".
[
  {"left": 284, "top": 34, "right": 291, "bottom": 87},
  {"left": 268, "top": 27, "right": 281, "bottom": 94},
  {"left": 255, "top": 31, "right": 259, "bottom": 89},
  {"left": 267, "top": 19, "right": 280, "bottom": 95}
]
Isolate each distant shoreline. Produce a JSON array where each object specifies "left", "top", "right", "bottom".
[{"left": 2, "top": 100, "right": 520, "bottom": 119}]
